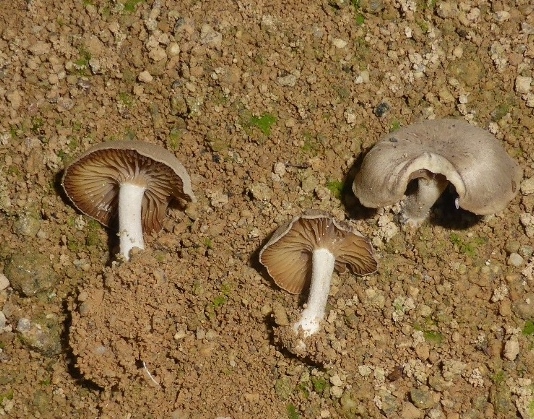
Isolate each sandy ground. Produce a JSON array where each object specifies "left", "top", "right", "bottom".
[{"left": 1, "top": 0, "right": 534, "bottom": 418}]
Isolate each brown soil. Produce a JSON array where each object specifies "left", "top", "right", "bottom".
[{"left": 1, "top": 0, "right": 534, "bottom": 418}]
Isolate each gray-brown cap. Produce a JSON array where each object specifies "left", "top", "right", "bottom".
[
  {"left": 259, "top": 210, "right": 377, "bottom": 294},
  {"left": 62, "top": 140, "right": 195, "bottom": 233},
  {"left": 353, "top": 119, "right": 522, "bottom": 216}
]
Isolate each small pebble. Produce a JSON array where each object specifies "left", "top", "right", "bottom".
[
  {"left": 330, "top": 386, "right": 343, "bottom": 398},
  {"left": 520, "top": 245, "right": 534, "bottom": 259},
  {"left": 5, "top": 251, "right": 59, "bottom": 297},
  {"left": 17, "top": 318, "right": 31, "bottom": 333},
  {"left": 330, "top": 374, "right": 343, "bottom": 387},
  {"left": 0, "top": 311, "right": 6, "bottom": 329},
  {"left": 57, "top": 97, "right": 75, "bottom": 111},
  {"left": 174, "top": 330, "right": 187, "bottom": 340},
  {"left": 0, "top": 273, "right": 9, "bottom": 291},
  {"left": 521, "top": 176, "right": 534, "bottom": 195},
  {"left": 355, "top": 70, "right": 370, "bottom": 84},
  {"left": 277, "top": 74, "right": 298, "bottom": 87},
  {"left": 515, "top": 76, "right": 532, "bottom": 94},
  {"left": 16, "top": 317, "right": 62, "bottom": 356},
  {"left": 6, "top": 90, "right": 22, "bottom": 109},
  {"left": 273, "top": 162, "right": 286, "bottom": 176},
  {"left": 505, "top": 240, "right": 521, "bottom": 254},
  {"left": 148, "top": 46, "right": 167, "bottom": 62},
  {"left": 248, "top": 182, "right": 273, "bottom": 201},
  {"left": 89, "top": 58, "right": 101, "bottom": 74},
  {"left": 138, "top": 71, "right": 153, "bottom": 83},
  {"left": 167, "top": 42, "right": 180, "bottom": 56},
  {"left": 410, "top": 387, "right": 438, "bottom": 409},
  {"left": 200, "top": 24, "right": 222, "bottom": 48},
  {"left": 13, "top": 214, "right": 41, "bottom": 237},
  {"left": 374, "top": 102, "right": 390, "bottom": 117},
  {"left": 415, "top": 343, "right": 430, "bottom": 360},
  {"left": 332, "top": 38, "right": 347, "bottom": 48},
  {"left": 508, "top": 253, "right": 524, "bottom": 267},
  {"left": 513, "top": 293, "right": 534, "bottom": 319},
  {"left": 379, "top": 390, "right": 399, "bottom": 415},
  {"left": 503, "top": 338, "right": 519, "bottom": 361}
]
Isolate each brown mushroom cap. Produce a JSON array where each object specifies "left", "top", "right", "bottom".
[
  {"left": 62, "top": 140, "right": 195, "bottom": 233},
  {"left": 259, "top": 210, "right": 377, "bottom": 294},
  {"left": 353, "top": 119, "right": 523, "bottom": 215}
]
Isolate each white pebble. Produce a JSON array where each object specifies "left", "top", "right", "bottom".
[
  {"left": 344, "top": 109, "right": 356, "bottom": 124},
  {"left": 89, "top": 58, "right": 102, "bottom": 74},
  {"left": 358, "top": 365, "right": 372, "bottom": 376},
  {"left": 452, "top": 46, "right": 463, "bottom": 58},
  {"left": 330, "top": 374, "right": 343, "bottom": 387},
  {"left": 17, "top": 318, "right": 31, "bottom": 333},
  {"left": 458, "top": 94, "right": 469, "bottom": 104},
  {"left": 0, "top": 273, "right": 9, "bottom": 291},
  {"left": 355, "top": 70, "right": 369, "bottom": 84},
  {"left": 167, "top": 42, "right": 180, "bottom": 56},
  {"left": 522, "top": 177, "right": 534, "bottom": 195},
  {"left": 515, "top": 76, "right": 532, "bottom": 94},
  {"left": 520, "top": 213, "right": 534, "bottom": 238},
  {"left": 138, "top": 71, "right": 153, "bottom": 83},
  {"left": 504, "top": 338, "right": 519, "bottom": 361},
  {"left": 330, "top": 386, "right": 343, "bottom": 398},
  {"left": 332, "top": 38, "right": 347, "bottom": 49},
  {"left": 273, "top": 162, "right": 286, "bottom": 176}
]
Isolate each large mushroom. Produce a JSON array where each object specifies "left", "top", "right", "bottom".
[
  {"left": 259, "top": 210, "right": 377, "bottom": 337},
  {"left": 62, "top": 140, "right": 195, "bottom": 260},
  {"left": 352, "top": 119, "right": 523, "bottom": 225}
]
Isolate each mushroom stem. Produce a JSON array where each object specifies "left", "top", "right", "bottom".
[
  {"left": 293, "top": 247, "right": 336, "bottom": 337},
  {"left": 402, "top": 176, "right": 449, "bottom": 225},
  {"left": 118, "top": 182, "right": 146, "bottom": 260}
]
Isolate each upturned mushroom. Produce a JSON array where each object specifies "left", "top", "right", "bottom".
[
  {"left": 353, "top": 119, "right": 522, "bottom": 225},
  {"left": 259, "top": 210, "right": 377, "bottom": 337},
  {"left": 62, "top": 140, "right": 195, "bottom": 260}
]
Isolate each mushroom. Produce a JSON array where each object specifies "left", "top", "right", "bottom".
[
  {"left": 259, "top": 210, "right": 377, "bottom": 337},
  {"left": 352, "top": 119, "right": 523, "bottom": 225},
  {"left": 62, "top": 140, "right": 195, "bottom": 260}
]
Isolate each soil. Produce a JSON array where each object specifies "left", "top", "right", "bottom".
[{"left": 1, "top": 0, "right": 534, "bottom": 418}]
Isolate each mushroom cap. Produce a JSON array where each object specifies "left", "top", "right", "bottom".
[
  {"left": 62, "top": 140, "right": 196, "bottom": 233},
  {"left": 353, "top": 119, "right": 523, "bottom": 215},
  {"left": 259, "top": 210, "right": 377, "bottom": 294}
]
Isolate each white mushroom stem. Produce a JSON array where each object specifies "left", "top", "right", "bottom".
[
  {"left": 293, "top": 247, "right": 336, "bottom": 337},
  {"left": 118, "top": 182, "right": 146, "bottom": 260},
  {"left": 402, "top": 176, "right": 449, "bottom": 225}
]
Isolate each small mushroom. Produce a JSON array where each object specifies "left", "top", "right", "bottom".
[
  {"left": 259, "top": 210, "right": 377, "bottom": 337},
  {"left": 353, "top": 119, "right": 522, "bottom": 225},
  {"left": 62, "top": 140, "right": 195, "bottom": 260}
]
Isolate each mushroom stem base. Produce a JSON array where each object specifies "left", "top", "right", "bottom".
[
  {"left": 118, "top": 182, "right": 146, "bottom": 260},
  {"left": 402, "top": 176, "right": 448, "bottom": 225},
  {"left": 293, "top": 248, "right": 336, "bottom": 337}
]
